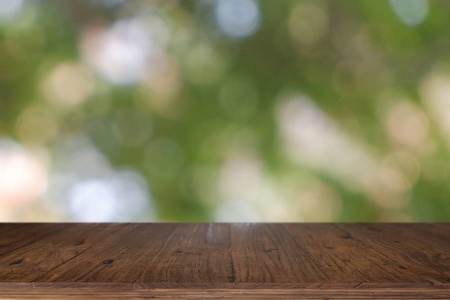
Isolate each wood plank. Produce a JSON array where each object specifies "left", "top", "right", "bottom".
[
  {"left": 0, "top": 223, "right": 123, "bottom": 282},
  {"left": 0, "top": 223, "right": 448, "bottom": 299},
  {"left": 283, "top": 223, "right": 448, "bottom": 283},
  {"left": 35, "top": 223, "right": 170, "bottom": 283},
  {"left": 334, "top": 223, "right": 450, "bottom": 285},
  {"left": 282, "top": 223, "right": 416, "bottom": 283},
  {"left": 1, "top": 284, "right": 450, "bottom": 299},
  {"left": 369, "top": 223, "right": 450, "bottom": 251},
  {"left": 230, "top": 223, "right": 329, "bottom": 285},
  {"left": 138, "top": 223, "right": 233, "bottom": 288},
  {"left": 0, "top": 223, "right": 69, "bottom": 257}
]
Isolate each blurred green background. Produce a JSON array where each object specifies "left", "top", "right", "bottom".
[{"left": 0, "top": 0, "right": 449, "bottom": 222}]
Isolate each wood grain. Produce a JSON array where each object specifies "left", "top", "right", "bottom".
[{"left": 0, "top": 223, "right": 448, "bottom": 299}]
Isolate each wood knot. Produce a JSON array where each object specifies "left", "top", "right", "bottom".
[
  {"left": 10, "top": 258, "right": 23, "bottom": 265},
  {"left": 367, "top": 226, "right": 381, "bottom": 232},
  {"left": 341, "top": 234, "right": 353, "bottom": 239},
  {"left": 185, "top": 252, "right": 202, "bottom": 256},
  {"left": 103, "top": 259, "right": 114, "bottom": 264},
  {"left": 262, "top": 248, "right": 278, "bottom": 253},
  {"left": 74, "top": 240, "right": 85, "bottom": 246}
]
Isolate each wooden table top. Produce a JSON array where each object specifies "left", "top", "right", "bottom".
[{"left": 0, "top": 223, "right": 448, "bottom": 299}]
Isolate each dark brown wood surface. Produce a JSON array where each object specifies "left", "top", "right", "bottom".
[{"left": 0, "top": 223, "right": 448, "bottom": 299}]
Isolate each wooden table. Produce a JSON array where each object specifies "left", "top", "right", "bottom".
[{"left": 0, "top": 223, "right": 448, "bottom": 299}]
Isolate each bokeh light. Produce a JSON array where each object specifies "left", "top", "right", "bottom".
[
  {"left": 214, "top": 0, "right": 260, "bottom": 38},
  {"left": 0, "top": 0, "right": 449, "bottom": 222},
  {"left": 289, "top": 2, "right": 328, "bottom": 47},
  {"left": 80, "top": 12, "right": 171, "bottom": 86},
  {"left": 276, "top": 94, "right": 376, "bottom": 189},
  {"left": 68, "top": 171, "right": 150, "bottom": 222},
  {"left": 42, "top": 61, "right": 95, "bottom": 107},
  {"left": 389, "top": 0, "right": 429, "bottom": 26},
  {"left": 0, "top": 0, "right": 24, "bottom": 21},
  {"left": 44, "top": 137, "right": 154, "bottom": 222},
  {"left": 0, "top": 139, "right": 47, "bottom": 220}
]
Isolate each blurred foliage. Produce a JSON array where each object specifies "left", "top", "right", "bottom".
[{"left": 0, "top": 0, "right": 449, "bottom": 222}]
